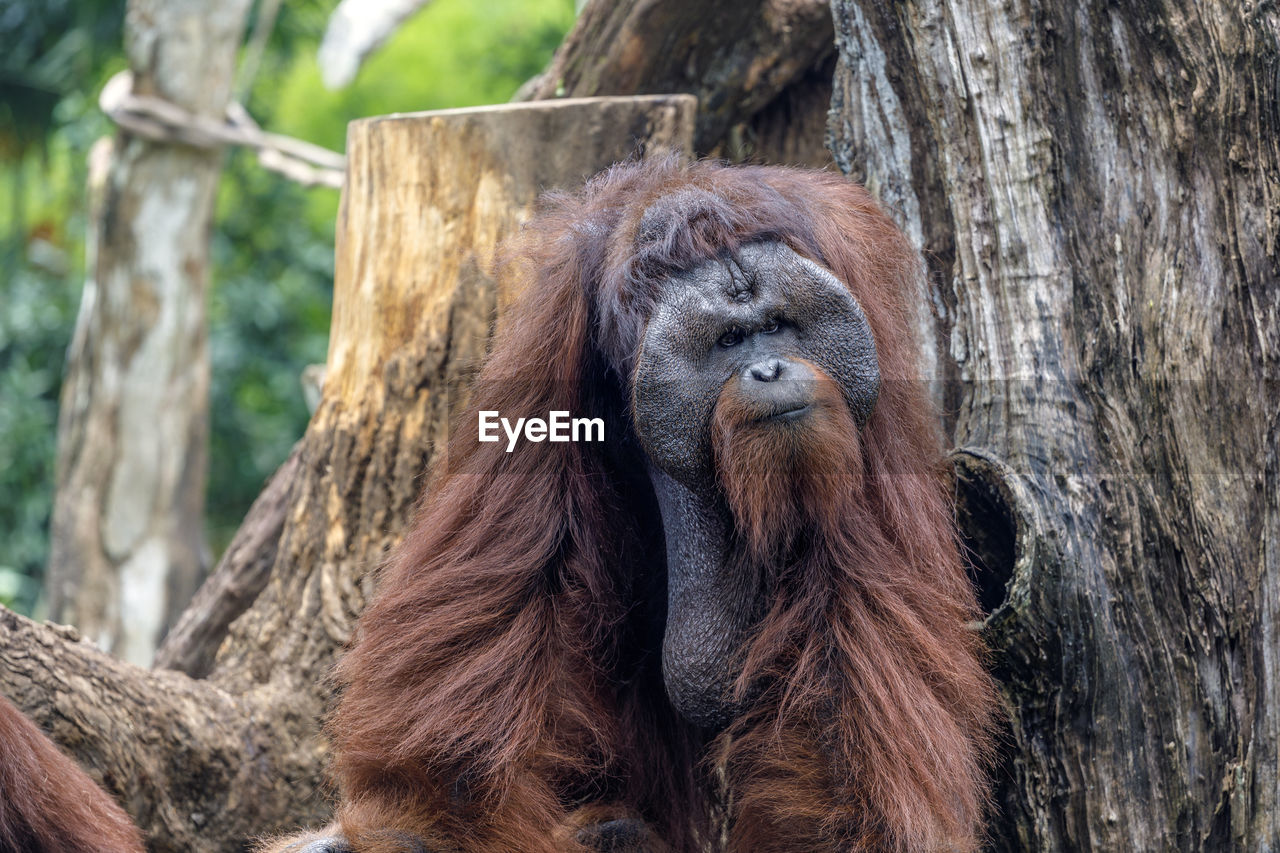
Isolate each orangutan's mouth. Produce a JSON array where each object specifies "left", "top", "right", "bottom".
[{"left": 755, "top": 400, "right": 812, "bottom": 423}]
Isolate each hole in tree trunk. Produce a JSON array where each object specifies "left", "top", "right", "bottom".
[
  {"left": 947, "top": 451, "right": 1028, "bottom": 848},
  {"left": 951, "top": 452, "right": 1018, "bottom": 616}
]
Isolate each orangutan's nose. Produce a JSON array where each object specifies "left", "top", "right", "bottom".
[
  {"left": 740, "top": 358, "right": 816, "bottom": 420},
  {"left": 748, "top": 358, "right": 784, "bottom": 382},
  {"left": 744, "top": 357, "right": 815, "bottom": 386}
]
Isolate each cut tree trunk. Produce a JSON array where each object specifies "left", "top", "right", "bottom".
[
  {"left": 519, "top": 0, "right": 836, "bottom": 166},
  {"left": 1, "top": 96, "right": 694, "bottom": 853},
  {"left": 46, "top": 0, "right": 253, "bottom": 666},
  {"left": 828, "top": 1, "right": 1278, "bottom": 849}
]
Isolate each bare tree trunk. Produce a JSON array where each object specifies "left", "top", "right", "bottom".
[
  {"left": 4, "top": 97, "right": 695, "bottom": 852},
  {"left": 519, "top": 0, "right": 836, "bottom": 165},
  {"left": 47, "top": 0, "right": 253, "bottom": 666},
  {"left": 828, "top": 1, "right": 1279, "bottom": 849}
]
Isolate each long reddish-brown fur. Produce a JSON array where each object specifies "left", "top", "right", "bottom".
[
  {"left": 0, "top": 695, "right": 144, "bottom": 853},
  {"left": 327, "top": 158, "right": 999, "bottom": 853}
]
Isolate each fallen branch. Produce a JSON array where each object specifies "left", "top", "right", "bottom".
[{"left": 99, "top": 71, "right": 345, "bottom": 188}]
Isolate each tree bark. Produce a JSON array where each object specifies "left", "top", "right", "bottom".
[
  {"left": 519, "top": 0, "right": 836, "bottom": 166},
  {"left": 828, "top": 1, "right": 1279, "bottom": 849},
  {"left": 3, "top": 96, "right": 695, "bottom": 852},
  {"left": 152, "top": 444, "right": 301, "bottom": 678},
  {"left": 47, "top": 0, "right": 253, "bottom": 666},
  {"left": 0, "top": 607, "right": 322, "bottom": 853}
]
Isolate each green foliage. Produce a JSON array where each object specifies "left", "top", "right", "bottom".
[
  {"left": 0, "top": 0, "right": 124, "bottom": 157},
  {"left": 0, "top": 87, "right": 110, "bottom": 614},
  {"left": 0, "top": 0, "right": 574, "bottom": 615},
  {"left": 0, "top": 246, "right": 77, "bottom": 614},
  {"left": 271, "top": 0, "right": 574, "bottom": 151}
]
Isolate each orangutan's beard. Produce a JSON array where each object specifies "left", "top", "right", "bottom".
[{"left": 711, "top": 367, "right": 865, "bottom": 564}]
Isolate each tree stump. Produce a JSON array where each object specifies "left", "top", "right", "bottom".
[{"left": 2, "top": 95, "right": 695, "bottom": 853}]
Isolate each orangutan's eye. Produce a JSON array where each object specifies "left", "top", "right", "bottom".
[
  {"left": 718, "top": 328, "right": 745, "bottom": 348},
  {"left": 762, "top": 319, "right": 780, "bottom": 334}
]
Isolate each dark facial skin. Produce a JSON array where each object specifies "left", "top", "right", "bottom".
[{"left": 632, "top": 241, "right": 879, "bottom": 728}]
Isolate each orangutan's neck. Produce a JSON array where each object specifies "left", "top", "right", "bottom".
[{"left": 648, "top": 465, "right": 760, "bottom": 730}]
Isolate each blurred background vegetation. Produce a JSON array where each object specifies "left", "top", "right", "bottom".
[{"left": 0, "top": 0, "right": 576, "bottom": 613}]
